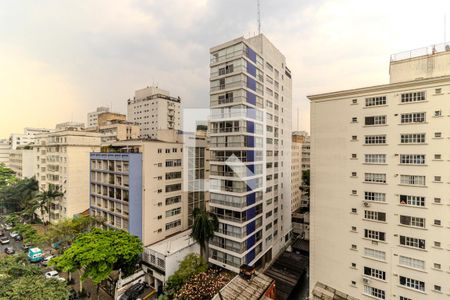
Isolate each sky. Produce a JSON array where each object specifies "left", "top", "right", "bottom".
[{"left": 1, "top": 0, "right": 450, "bottom": 137}]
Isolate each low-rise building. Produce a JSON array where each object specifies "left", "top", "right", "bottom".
[
  {"left": 9, "top": 128, "right": 51, "bottom": 150},
  {"left": 142, "top": 229, "right": 200, "bottom": 291},
  {"left": 212, "top": 271, "right": 276, "bottom": 300},
  {"left": 87, "top": 106, "right": 110, "bottom": 128}
]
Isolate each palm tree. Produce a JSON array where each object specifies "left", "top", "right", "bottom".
[
  {"left": 190, "top": 208, "right": 218, "bottom": 262},
  {"left": 34, "top": 184, "right": 63, "bottom": 224}
]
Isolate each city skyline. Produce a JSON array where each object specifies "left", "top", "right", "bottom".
[{"left": 2, "top": 0, "right": 450, "bottom": 137}]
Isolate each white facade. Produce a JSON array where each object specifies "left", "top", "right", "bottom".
[
  {"left": 127, "top": 86, "right": 182, "bottom": 139},
  {"left": 142, "top": 229, "right": 200, "bottom": 290},
  {"left": 208, "top": 34, "right": 292, "bottom": 272},
  {"left": 33, "top": 130, "right": 101, "bottom": 222},
  {"left": 87, "top": 106, "right": 110, "bottom": 128},
  {"left": 8, "top": 149, "right": 36, "bottom": 179},
  {"left": 0, "top": 140, "right": 10, "bottom": 164},
  {"left": 9, "top": 127, "right": 51, "bottom": 150},
  {"left": 309, "top": 46, "right": 450, "bottom": 300}
]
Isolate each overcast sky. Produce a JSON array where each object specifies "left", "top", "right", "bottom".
[{"left": 1, "top": 0, "right": 450, "bottom": 137}]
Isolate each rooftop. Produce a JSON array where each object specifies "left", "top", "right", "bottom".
[
  {"left": 212, "top": 271, "right": 274, "bottom": 300},
  {"left": 145, "top": 229, "right": 196, "bottom": 255},
  {"left": 390, "top": 42, "right": 450, "bottom": 62}
]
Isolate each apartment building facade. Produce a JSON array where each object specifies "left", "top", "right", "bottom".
[
  {"left": 33, "top": 130, "right": 102, "bottom": 222},
  {"left": 87, "top": 106, "right": 110, "bottom": 128},
  {"left": 89, "top": 130, "right": 208, "bottom": 246},
  {"left": 0, "top": 140, "right": 10, "bottom": 164},
  {"left": 86, "top": 112, "right": 140, "bottom": 143},
  {"left": 9, "top": 128, "right": 51, "bottom": 150},
  {"left": 8, "top": 148, "right": 36, "bottom": 179},
  {"left": 309, "top": 44, "right": 450, "bottom": 300},
  {"left": 208, "top": 34, "right": 292, "bottom": 272},
  {"left": 127, "top": 86, "right": 181, "bottom": 139}
]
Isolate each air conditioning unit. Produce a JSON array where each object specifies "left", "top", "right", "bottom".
[
  {"left": 363, "top": 201, "right": 370, "bottom": 207},
  {"left": 363, "top": 278, "right": 370, "bottom": 284}
]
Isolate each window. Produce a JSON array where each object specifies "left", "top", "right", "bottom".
[
  {"left": 434, "top": 110, "right": 442, "bottom": 117},
  {"left": 165, "top": 171, "right": 182, "bottom": 180},
  {"left": 399, "top": 255, "right": 425, "bottom": 270},
  {"left": 400, "top": 215, "right": 425, "bottom": 228},
  {"left": 352, "top": 190, "right": 357, "bottom": 195},
  {"left": 434, "top": 285, "right": 441, "bottom": 292},
  {"left": 351, "top": 208, "right": 357, "bottom": 213},
  {"left": 400, "top": 112, "right": 426, "bottom": 123},
  {"left": 400, "top": 175, "right": 425, "bottom": 186},
  {"left": 165, "top": 159, "right": 182, "bottom": 167},
  {"left": 433, "top": 263, "right": 441, "bottom": 269},
  {"left": 364, "top": 248, "right": 386, "bottom": 261},
  {"left": 400, "top": 235, "right": 425, "bottom": 249},
  {"left": 165, "top": 183, "right": 181, "bottom": 193},
  {"left": 400, "top": 297, "right": 412, "bottom": 300},
  {"left": 399, "top": 195, "right": 425, "bottom": 206},
  {"left": 401, "top": 91, "right": 426, "bottom": 103},
  {"left": 365, "top": 192, "right": 386, "bottom": 202},
  {"left": 364, "top": 173, "right": 386, "bottom": 183},
  {"left": 400, "top": 133, "right": 426, "bottom": 144},
  {"left": 351, "top": 172, "right": 357, "bottom": 177},
  {"left": 434, "top": 132, "right": 442, "bottom": 138},
  {"left": 365, "top": 154, "right": 386, "bottom": 164},
  {"left": 352, "top": 135, "right": 358, "bottom": 141},
  {"left": 434, "top": 154, "right": 442, "bottom": 160},
  {"left": 435, "top": 88, "right": 442, "bottom": 94},
  {"left": 363, "top": 285, "right": 385, "bottom": 299},
  {"left": 364, "top": 266, "right": 386, "bottom": 280},
  {"left": 399, "top": 276, "right": 425, "bottom": 292},
  {"left": 365, "top": 135, "right": 386, "bottom": 144},
  {"left": 365, "top": 115, "right": 386, "bottom": 126},
  {"left": 351, "top": 153, "right": 357, "bottom": 159},
  {"left": 434, "top": 241, "right": 441, "bottom": 247},
  {"left": 165, "top": 207, "right": 181, "bottom": 217},
  {"left": 433, "top": 219, "right": 441, "bottom": 226},
  {"left": 352, "top": 99, "right": 358, "bottom": 104},
  {"left": 165, "top": 195, "right": 181, "bottom": 205},
  {"left": 351, "top": 244, "right": 357, "bottom": 250},
  {"left": 433, "top": 197, "right": 441, "bottom": 204},
  {"left": 434, "top": 176, "right": 441, "bottom": 182},
  {"left": 352, "top": 117, "right": 357, "bottom": 123},
  {"left": 365, "top": 96, "right": 386, "bottom": 107},
  {"left": 165, "top": 219, "right": 181, "bottom": 230},
  {"left": 364, "top": 229, "right": 385, "bottom": 241},
  {"left": 364, "top": 210, "right": 386, "bottom": 222},
  {"left": 400, "top": 154, "right": 425, "bottom": 165}
]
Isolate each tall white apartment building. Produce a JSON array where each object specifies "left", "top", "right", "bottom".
[
  {"left": 127, "top": 86, "right": 181, "bottom": 139},
  {"left": 0, "top": 140, "right": 10, "bottom": 164},
  {"left": 309, "top": 44, "right": 450, "bottom": 300},
  {"left": 9, "top": 127, "right": 51, "bottom": 150},
  {"left": 33, "top": 130, "right": 101, "bottom": 222},
  {"left": 87, "top": 106, "right": 110, "bottom": 128},
  {"left": 208, "top": 34, "right": 292, "bottom": 272},
  {"left": 8, "top": 148, "right": 36, "bottom": 179}
]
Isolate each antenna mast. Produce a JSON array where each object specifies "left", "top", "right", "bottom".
[{"left": 257, "top": 0, "right": 261, "bottom": 35}]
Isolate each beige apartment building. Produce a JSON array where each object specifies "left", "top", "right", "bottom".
[
  {"left": 127, "top": 86, "right": 182, "bottom": 139},
  {"left": 89, "top": 129, "right": 209, "bottom": 246},
  {"left": 8, "top": 148, "right": 36, "bottom": 179},
  {"left": 86, "top": 112, "right": 140, "bottom": 143},
  {"left": 33, "top": 129, "right": 102, "bottom": 222},
  {"left": 309, "top": 44, "right": 450, "bottom": 300}
]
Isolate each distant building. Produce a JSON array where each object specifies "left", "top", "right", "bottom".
[
  {"left": 8, "top": 148, "right": 36, "bottom": 179},
  {"left": 33, "top": 129, "right": 102, "bottom": 222},
  {"left": 0, "top": 140, "right": 10, "bottom": 164},
  {"left": 55, "top": 121, "right": 85, "bottom": 131},
  {"left": 9, "top": 127, "right": 51, "bottom": 150},
  {"left": 127, "top": 86, "right": 182, "bottom": 139},
  {"left": 86, "top": 112, "right": 140, "bottom": 143},
  {"left": 142, "top": 229, "right": 200, "bottom": 291},
  {"left": 87, "top": 106, "right": 110, "bottom": 128}
]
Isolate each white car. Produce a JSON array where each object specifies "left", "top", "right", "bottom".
[
  {"left": 5, "top": 224, "right": 13, "bottom": 231},
  {"left": 0, "top": 237, "right": 10, "bottom": 244},
  {"left": 9, "top": 232, "right": 19, "bottom": 238},
  {"left": 45, "top": 270, "right": 65, "bottom": 281}
]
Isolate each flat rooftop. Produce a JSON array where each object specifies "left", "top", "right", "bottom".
[
  {"left": 145, "top": 229, "right": 196, "bottom": 256},
  {"left": 212, "top": 271, "right": 274, "bottom": 300}
]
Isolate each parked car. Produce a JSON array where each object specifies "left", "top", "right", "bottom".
[
  {"left": 120, "top": 282, "right": 146, "bottom": 300},
  {"left": 9, "top": 232, "right": 19, "bottom": 238},
  {"left": 14, "top": 234, "right": 22, "bottom": 241},
  {"left": 5, "top": 224, "right": 13, "bottom": 230},
  {"left": 45, "top": 270, "right": 65, "bottom": 281},
  {"left": 42, "top": 255, "right": 55, "bottom": 266},
  {"left": 0, "top": 230, "right": 4, "bottom": 236},
  {"left": 0, "top": 237, "right": 10, "bottom": 244},
  {"left": 4, "top": 247, "right": 15, "bottom": 255}
]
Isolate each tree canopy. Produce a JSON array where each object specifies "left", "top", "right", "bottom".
[
  {"left": 0, "top": 163, "right": 17, "bottom": 188},
  {"left": 190, "top": 208, "right": 218, "bottom": 260},
  {"left": 50, "top": 228, "right": 143, "bottom": 285}
]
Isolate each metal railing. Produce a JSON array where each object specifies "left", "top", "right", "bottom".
[{"left": 391, "top": 42, "right": 450, "bottom": 62}]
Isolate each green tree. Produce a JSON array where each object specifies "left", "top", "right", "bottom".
[
  {"left": 13, "top": 223, "right": 46, "bottom": 246},
  {"left": 33, "top": 184, "right": 63, "bottom": 224},
  {"left": 0, "top": 254, "right": 69, "bottom": 300},
  {"left": 164, "top": 253, "right": 207, "bottom": 297},
  {"left": 190, "top": 208, "right": 218, "bottom": 261},
  {"left": 0, "top": 163, "right": 17, "bottom": 188},
  {"left": 0, "top": 177, "right": 38, "bottom": 216},
  {"left": 50, "top": 228, "right": 143, "bottom": 296}
]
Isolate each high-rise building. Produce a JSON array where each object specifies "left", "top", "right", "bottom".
[
  {"left": 127, "top": 86, "right": 182, "bottom": 139},
  {"left": 0, "top": 139, "right": 11, "bottom": 164},
  {"left": 8, "top": 148, "right": 36, "bottom": 179},
  {"left": 33, "top": 129, "right": 102, "bottom": 222},
  {"left": 87, "top": 106, "right": 110, "bottom": 128},
  {"left": 89, "top": 129, "right": 208, "bottom": 246},
  {"left": 86, "top": 112, "right": 140, "bottom": 143},
  {"left": 291, "top": 131, "right": 309, "bottom": 212},
  {"left": 309, "top": 43, "right": 450, "bottom": 300},
  {"left": 208, "top": 34, "right": 292, "bottom": 272}
]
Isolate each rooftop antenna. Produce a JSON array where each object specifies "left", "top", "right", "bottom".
[{"left": 257, "top": 0, "right": 261, "bottom": 35}]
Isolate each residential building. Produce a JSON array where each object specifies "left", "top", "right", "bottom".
[
  {"left": 291, "top": 133, "right": 302, "bottom": 212},
  {"left": 9, "top": 127, "right": 51, "bottom": 150},
  {"left": 142, "top": 229, "right": 200, "bottom": 291},
  {"left": 208, "top": 34, "right": 292, "bottom": 273},
  {"left": 0, "top": 139, "right": 10, "bottom": 164},
  {"left": 87, "top": 106, "right": 110, "bottom": 127},
  {"left": 55, "top": 121, "right": 85, "bottom": 131},
  {"left": 309, "top": 43, "right": 450, "bottom": 300},
  {"left": 212, "top": 271, "right": 276, "bottom": 300},
  {"left": 127, "top": 86, "right": 182, "bottom": 139},
  {"left": 86, "top": 112, "right": 140, "bottom": 143},
  {"left": 8, "top": 148, "right": 36, "bottom": 179},
  {"left": 33, "top": 129, "right": 102, "bottom": 222}
]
